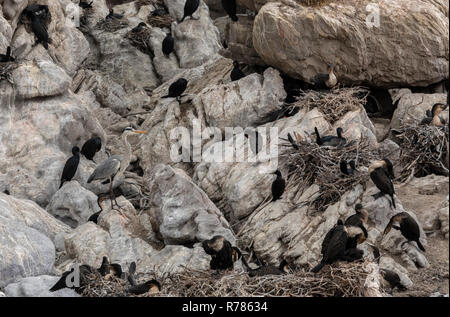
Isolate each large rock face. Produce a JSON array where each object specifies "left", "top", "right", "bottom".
[
  {"left": 0, "top": 219, "right": 56, "bottom": 288},
  {"left": 252, "top": 0, "right": 449, "bottom": 87},
  {"left": 147, "top": 164, "right": 235, "bottom": 245}
]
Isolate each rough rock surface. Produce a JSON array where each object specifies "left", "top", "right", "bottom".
[
  {"left": 252, "top": 0, "right": 449, "bottom": 87},
  {"left": 4, "top": 275, "right": 80, "bottom": 297}
]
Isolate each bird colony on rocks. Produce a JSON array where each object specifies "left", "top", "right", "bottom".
[{"left": 0, "top": 0, "right": 448, "bottom": 297}]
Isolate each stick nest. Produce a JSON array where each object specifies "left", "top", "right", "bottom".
[
  {"left": 125, "top": 28, "right": 154, "bottom": 55},
  {"left": 394, "top": 124, "right": 449, "bottom": 181},
  {"left": 147, "top": 14, "right": 173, "bottom": 29},
  {"left": 96, "top": 18, "right": 129, "bottom": 32},
  {"left": 280, "top": 136, "right": 377, "bottom": 213},
  {"left": 81, "top": 262, "right": 370, "bottom": 297},
  {"left": 293, "top": 87, "right": 368, "bottom": 124}
]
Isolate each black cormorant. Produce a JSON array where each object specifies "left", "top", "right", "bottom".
[
  {"left": 79, "top": 1, "right": 93, "bottom": 9},
  {"left": 222, "top": 0, "right": 238, "bottom": 22},
  {"left": 245, "top": 259, "right": 290, "bottom": 277},
  {"left": 97, "top": 256, "right": 123, "bottom": 278},
  {"left": 131, "top": 22, "right": 147, "bottom": 33},
  {"left": 180, "top": 0, "right": 200, "bottom": 22},
  {"left": 88, "top": 195, "right": 107, "bottom": 224},
  {"left": 344, "top": 224, "right": 367, "bottom": 250},
  {"left": 49, "top": 264, "right": 94, "bottom": 293},
  {"left": 368, "top": 159, "right": 396, "bottom": 208},
  {"left": 287, "top": 133, "right": 299, "bottom": 150},
  {"left": 311, "top": 220, "right": 347, "bottom": 273},
  {"left": 81, "top": 136, "right": 102, "bottom": 162},
  {"left": 380, "top": 269, "right": 406, "bottom": 291},
  {"left": 162, "top": 33, "right": 174, "bottom": 57},
  {"left": 0, "top": 47, "right": 15, "bottom": 62},
  {"left": 310, "top": 64, "right": 337, "bottom": 89},
  {"left": 30, "top": 14, "right": 51, "bottom": 49},
  {"left": 162, "top": 78, "right": 188, "bottom": 101},
  {"left": 383, "top": 212, "right": 425, "bottom": 252},
  {"left": 271, "top": 170, "right": 285, "bottom": 202},
  {"left": 202, "top": 235, "right": 235, "bottom": 270},
  {"left": 314, "top": 127, "right": 346, "bottom": 147},
  {"left": 129, "top": 280, "right": 161, "bottom": 295},
  {"left": 345, "top": 203, "right": 369, "bottom": 228},
  {"left": 106, "top": 9, "right": 123, "bottom": 20},
  {"left": 59, "top": 146, "right": 80, "bottom": 189},
  {"left": 230, "top": 61, "right": 245, "bottom": 81}
]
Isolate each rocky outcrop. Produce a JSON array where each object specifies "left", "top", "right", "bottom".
[
  {"left": 4, "top": 275, "right": 80, "bottom": 297},
  {"left": 0, "top": 218, "right": 56, "bottom": 288},
  {"left": 252, "top": 0, "right": 449, "bottom": 87}
]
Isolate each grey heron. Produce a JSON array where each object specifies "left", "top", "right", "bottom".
[{"left": 87, "top": 127, "right": 147, "bottom": 209}]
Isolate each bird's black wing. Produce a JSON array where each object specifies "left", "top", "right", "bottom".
[
  {"left": 370, "top": 168, "right": 394, "bottom": 195},
  {"left": 323, "top": 227, "right": 347, "bottom": 264}
]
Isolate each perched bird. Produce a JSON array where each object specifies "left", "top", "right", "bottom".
[
  {"left": 383, "top": 212, "right": 425, "bottom": 252},
  {"left": 380, "top": 269, "right": 406, "bottom": 291},
  {"left": 162, "top": 78, "right": 188, "bottom": 102},
  {"left": 345, "top": 203, "right": 369, "bottom": 228},
  {"left": 222, "top": 0, "right": 238, "bottom": 21},
  {"left": 106, "top": 9, "right": 123, "bottom": 20},
  {"left": 202, "top": 236, "right": 236, "bottom": 270},
  {"left": 59, "top": 146, "right": 80, "bottom": 189},
  {"left": 131, "top": 22, "right": 147, "bottom": 33},
  {"left": 30, "top": 14, "right": 51, "bottom": 49},
  {"left": 340, "top": 160, "right": 356, "bottom": 176},
  {"left": 180, "top": 0, "right": 200, "bottom": 22},
  {"left": 127, "top": 262, "right": 137, "bottom": 287},
  {"left": 79, "top": 1, "right": 93, "bottom": 9},
  {"left": 255, "top": 106, "right": 300, "bottom": 125},
  {"left": 87, "top": 127, "right": 147, "bottom": 209},
  {"left": 88, "top": 195, "right": 108, "bottom": 224},
  {"left": 152, "top": 7, "right": 168, "bottom": 16},
  {"left": 129, "top": 280, "right": 161, "bottom": 295},
  {"left": 230, "top": 61, "right": 245, "bottom": 81},
  {"left": 311, "top": 220, "right": 347, "bottom": 273},
  {"left": 344, "top": 224, "right": 367, "bottom": 250},
  {"left": 271, "top": 170, "right": 286, "bottom": 202},
  {"left": 310, "top": 64, "right": 337, "bottom": 89},
  {"left": 0, "top": 47, "right": 15, "bottom": 63},
  {"left": 420, "top": 103, "right": 447, "bottom": 127},
  {"left": 246, "top": 260, "right": 290, "bottom": 277},
  {"left": 49, "top": 264, "right": 95, "bottom": 293},
  {"left": 81, "top": 136, "right": 102, "bottom": 162},
  {"left": 97, "top": 256, "right": 123, "bottom": 279},
  {"left": 314, "top": 127, "right": 346, "bottom": 147},
  {"left": 162, "top": 33, "right": 174, "bottom": 57},
  {"left": 368, "top": 159, "right": 396, "bottom": 209}
]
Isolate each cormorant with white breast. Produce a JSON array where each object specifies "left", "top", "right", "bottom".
[
  {"left": 180, "top": 0, "right": 200, "bottom": 22},
  {"left": 222, "top": 0, "right": 238, "bottom": 22},
  {"left": 271, "top": 170, "right": 285, "bottom": 202},
  {"left": 88, "top": 195, "right": 107, "bottom": 224},
  {"left": 383, "top": 212, "right": 425, "bottom": 252},
  {"left": 59, "top": 146, "right": 80, "bottom": 189},
  {"left": 310, "top": 64, "right": 337, "bottom": 89},
  {"left": 314, "top": 127, "right": 346, "bottom": 147},
  {"left": 230, "top": 60, "right": 245, "bottom": 81},
  {"left": 345, "top": 203, "right": 368, "bottom": 229},
  {"left": 202, "top": 235, "right": 237, "bottom": 270},
  {"left": 162, "top": 78, "right": 188, "bottom": 102},
  {"left": 162, "top": 33, "right": 174, "bottom": 57},
  {"left": 368, "top": 158, "right": 396, "bottom": 209},
  {"left": 81, "top": 136, "right": 102, "bottom": 162},
  {"left": 87, "top": 127, "right": 147, "bottom": 209},
  {"left": 420, "top": 103, "right": 447, "bottom": 127},
  {"left": 0, "top": 47, "right": 15, "bottom": 63}
]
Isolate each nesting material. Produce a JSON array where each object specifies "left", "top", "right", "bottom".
[
  {"left": 147, "top": 14, "right": 174, "bottom": 29},
  {"left": 81, "top": 262, "right": 370, "bottom": 297},
  {"left": 96, "top": 18, "right": 129, "bottom": 32},
  {"left": 125, "top": 27, "right": 153, "bottom": 55},
  {"left": 293, "top": 87, "right": 367, "bottom": 124},
  {"left": 394, "top": 124, "right": 449, "bottom": 181},
  {"left": 280, "top": 137, "right": 377, "bottom": 213}
]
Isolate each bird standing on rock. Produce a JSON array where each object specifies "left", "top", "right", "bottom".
[
  {"left": 180, "top": 0, "right": 200, "bottom": 22},
  {"left": 59, "top": 146, "right": 80, "bottom": 189},
  {"left": 383, "top": 212, "right": 425, "bottom": 252},
  {"left": 271, "top": 170, "right": 286, "bottom": 202},
  {"left": 368, "top": 158, "right": 396, "bottom": 209},
  {"left": 0, "top": 47, "right": 15, "bottom": 63},
  {"left": 222, "top": 0, "right": 238, "bottom": 22},
  {"left": 162, "top": 33, "right": 174, "bottom": 57},
  {"left": 162, "top": 78, "right": 188, "bottom": 102},
  {"left": 81, "top": 136, "right": 102, "bottom": 162},
  {"left": 420, "top": 103, "right": 447, "bottom": 127},
  {"left": 230, "top": 61, "right": 245, "bottom": 81}
]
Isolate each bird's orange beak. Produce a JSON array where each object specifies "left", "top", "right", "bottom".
[{"left": 134, "top": 130, "right": 147, "bottom": 134}]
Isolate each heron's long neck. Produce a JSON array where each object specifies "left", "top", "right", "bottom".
[{"left": 117, "top": 133, "right": 132, "bottom": 176}]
